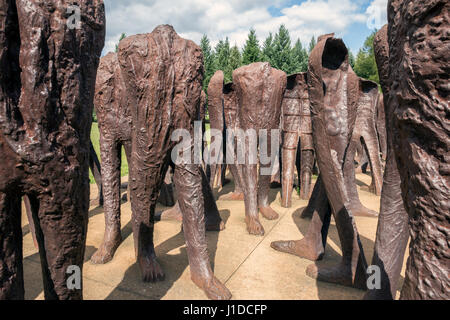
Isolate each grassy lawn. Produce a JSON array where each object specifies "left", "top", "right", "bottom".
[{"left": 89, "top": 122, "right": 129, "bottom": 184}]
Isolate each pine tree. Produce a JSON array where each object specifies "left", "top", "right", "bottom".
[
  {"left": 200, "top": 35, "right": 216, "bottom": 92},
  {"left": 308, "top": 36, "right": 316, "bottom": 53},
  {"left": 348, "top": 50, "right": 356, "bottom": 69},
  {"left": 227, "top": 44, "right": 242, "bottom": 82},
  {"left": 272, "top": 24, "right": 294, "bottom": 74},
  {"left": 262, "top": 33, "right": 275, "bottom": 65},
  {"left": 115, "top": 33, "right": 126, "bottom": 52},
  {"left": 242, "top": 29, "right": 261, "bottom": 65},
  {"left": 291, "top": 39, "right": 308, "bottom": 73},
  {"left": 354, "top": 31, "right": 379, "bottom": 83},
  {"left": 214, "top": 38, "right": 231, "bottom": 76}
]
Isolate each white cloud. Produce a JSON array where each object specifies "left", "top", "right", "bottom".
[
  {"left": 365, "top": 0, "right": 388, "bottom": 29},
  {"left": 102, "top": 0, "right": 383, "bottom": 54}
]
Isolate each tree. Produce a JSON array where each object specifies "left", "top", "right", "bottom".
[
  {"left": 354, "top": 31, "right": 379, "bottom": 83},
  {"left": 200, "top": 35, "right": 216, "bottom": 92},
  {"left": 308, "top": 36, "right": 316, "bottom": 53},
  {"left": 262, "top": 33, "right": 275, "bottom": 65},
  {"left": 291, "top": 39, "right": 309, "bottom": 73},
  {"left": 272, "top": 24, "right": 294, "bottom": 74},
  {"left": 227, "top": 44, "right": 242, "bottom": 81},
  {"left": 242, "top": 29, "right": 261, "bottom": 65},
  {"left": 115, "top": 33, "right": 126, "bottom": 52},
  {"left": 348, "top": 50, "right": 356, "bottom": 69},
  {"left": 214, "top": 38, "right": 231, "bottom": 73}
]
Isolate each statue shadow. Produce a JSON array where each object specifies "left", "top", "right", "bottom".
[
  {"left": 290, "top": 207, "right": 394, "bottom": 300},
  {"left": 104, "top": 210, "right": 227, "bottom": 300},
  {"left": 355, "top": 178, "right": 370, "bottom": 188}
]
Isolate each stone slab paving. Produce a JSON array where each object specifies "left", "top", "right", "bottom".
[{"left": 21, "top": 174, "right": 407, "bottom": 300}]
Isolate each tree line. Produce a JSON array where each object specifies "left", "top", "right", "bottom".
[
  {"left": 113, "top": 25, "right": 379, "bottom": 95},
  {"left": 200, "top": 25, "right": 379, "bottom": 92}
]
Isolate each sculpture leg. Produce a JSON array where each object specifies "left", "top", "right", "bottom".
[
  {"left": 223, "top": 164, "right": 244, "bottom": 200},
  {"left": 361, "top": 133, "right": 383, "bottom": 196},
  {"left": 201, "top": 168, "right": 225, "bottom": 231},
  {"left": 0, "top": 192, "right": 24, "bottom": 300},
  {"left": 301, "top": 175, "right": 327, "bottom": 219},
  {"left": 130, "top": 159, "right": 167, "bottom": 283},
  {"left": 365, "top": 151, "right": 409, "bottom": 300},
  {"left": 241, "top": 133, "right": 264, "bottom": 235},
  {"left": 300, "top": 149, "right": 314, "bottom": 200},
  {"left": 174, "top": 162, "right": 231, "bottom": 300},
  {"left": 33, "top": 176, "right": 89, "bottom": 300},
  {"left": 346, "top": 140, "right": 379, "bottom": 218},
  {"left": 281, "top": 131, "right": 299, "bottom": 208},
  {"left": 89, "top": 141, "right": 103, "bottom": 206},
  {"left": 91, "top": 137, "right": 122, "bottom": 264},
  {"left": 258, "top": 131, "right": 280, "bottom": 221},
  {"left": 157, "top": 167, "right": 224, "bottom": 231}
]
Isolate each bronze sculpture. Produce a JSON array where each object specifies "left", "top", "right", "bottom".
[
  {"left": 281, "top": 73, "right": 315, "bottom": 207},
  {"left": 207, "top": 71, "right": 244, "bottom": 201},
  {"left": 91, "top": 52, "right": 133, "bottom": 264},
  {"left": 207, "top": 71, "right": 227, "bottom": 189},
  {"left": 232, "top": 62, "right": 287, "bottom": 235},
  {"left": 0, "top": 0, "right": 105, "bottom": 299},
  {"left": 272, "top": 35, "right": 378, "bottom": 289},
  {"left": 364, "top": 24, "right": 410, "bottom": 301},
  {"left": 368, "top": 0, "right": 449, "bottom": 300},
  {"left": 350, "top": 78, "right": 384, "bottom": 196},
  {"left": 118, "top": 25, "right": 231, "bottom": 300}
]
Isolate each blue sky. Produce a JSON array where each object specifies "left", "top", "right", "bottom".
[{"left": 103, "top": 0, "right": 388, "bottom": 55}]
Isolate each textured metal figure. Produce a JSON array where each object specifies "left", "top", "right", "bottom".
[
  {"left": 207, "top": 71, "right": 244, "bottom": 201},
  {"left": 0, "top": 0, "right": 105, "bottom": 299},
  {"left": 207, "top": 71, "right": 227, "bottom": 189},
  {"left": 91, "top": 52, "right": 132, "bottom": 264},
  {"left": 118, "top": 25, "right": 231, "bottom": 300},
  {"left": 364, "top": 24, "right": 410, "bottom": 301},
  {"left": 369, "top": 0, "right": 449, "bottom": 299},
  {"left": 272, "top": 35, "right": 378, "bottom": 289},
  {"left": 232, "top": 62, "right": 287, "bottom": 236},
  {"left": 351, "top": 78, "right": 384, "bottom": 196},
  {"left": 281, "top": 73, "right": 315, "bottom": 207},
  {"left": 223, "top": 82, "right": 245, "bottom": 200}
]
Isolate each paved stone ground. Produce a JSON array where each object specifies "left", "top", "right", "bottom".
[{"left": 21, "top": 173, "right": 408, "bottom": 300}]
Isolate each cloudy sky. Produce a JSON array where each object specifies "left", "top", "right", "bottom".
[{"left": 102, "top": 0, "right": 388, "bottom": 55}]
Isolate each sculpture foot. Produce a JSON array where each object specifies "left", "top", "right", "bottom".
[
  {"left": 91, "top": 231, "right": 122, "bottom": 264},
  {"left": 220, "top": 192, "right": 244, "bottom": 201},
  {"left": 191, "top": 273, "right": 232, "bottom": 300},
  {"left": 245, "top": 216, "right": 265, "bottom": 236},
  {"left": 138, "top": 252, "right": 165, "bottom": 283},
  {"left": 259, "top": 206, "right": 279, "bottom": 220},
  {"left": 352, "top": 205, "right": 378, "bottom": 218},
  {"left": 306, "top": 263, "right": 366, "bottom": 290},
  {"left": 270, "top": 239, "right": 324, "bottom": 261}
]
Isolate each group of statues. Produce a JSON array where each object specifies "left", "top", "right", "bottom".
[{"left": 0, "top": 0, "right": 448, "bottom": 300}]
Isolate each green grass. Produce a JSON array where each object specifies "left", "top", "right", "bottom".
[{"left": 89, "top": 123, "right": 129, "bottom": 184}]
